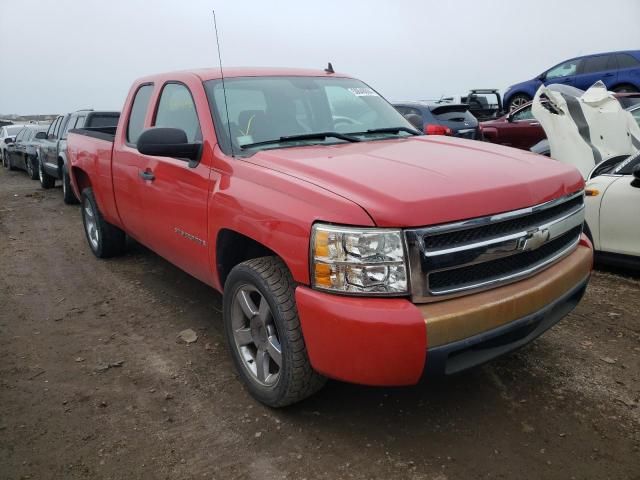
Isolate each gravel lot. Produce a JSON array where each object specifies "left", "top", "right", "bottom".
[{"left": 1, "top": 166, "right": 639, "bottom": 480}]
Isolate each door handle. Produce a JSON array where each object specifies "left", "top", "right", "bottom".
[
  {"left": 530, "top": 122, "right": 540, "bottom": 126},
  {"left": 603, "top": 73, "right": 614, "bottom": 77},
  {"left": 139, "top": 170, "right": 155, "bottom": 181}
]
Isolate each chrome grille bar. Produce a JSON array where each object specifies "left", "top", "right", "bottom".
[{"left": 405, "top": 191, "right": 585, "bottom": 303}]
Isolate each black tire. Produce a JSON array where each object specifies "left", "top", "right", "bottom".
[
  {"left": 38, "top": 160, "right": 55, "bottom": 189},
  {"left": 612, "top": 83, "right": 638, "bottom": 94},
  {"left": 223, "top": 257, "right": 326, "bottom": 407},
  {"left": 1, "top": 151, "right": 6, "bottom": 169},
  {"left": 81, "top": 187, "right": 126, "bottom": 258},
  {"left": 26, "top": 156, "right": 38, "bottom": 180},
  {"left": 8, "top": 153, "right": 16, "bottom": 171},
  {"left": 507, "top": 93, "right": 532, "bottom": 111},
  {"left": 62, "top": 165, "right": 79, "bottom": 204}
]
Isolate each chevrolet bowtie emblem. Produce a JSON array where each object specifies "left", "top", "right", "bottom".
[{"left": 518, "top": 227, "right": 551, "bottom": 251}]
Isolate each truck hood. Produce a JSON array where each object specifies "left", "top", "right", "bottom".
[{"left": 248, "top": 136, "right": 584, "bottom": 227}]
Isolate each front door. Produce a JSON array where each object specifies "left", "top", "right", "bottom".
[
  {"left": 545, "top": 58, "right": 582, "bottom": 89},
  {"left": 138, "top": 82, "right": 211, "bottom": 283},
  {"left": 599, "top": 170, "right": 640, "bottom": 257}
]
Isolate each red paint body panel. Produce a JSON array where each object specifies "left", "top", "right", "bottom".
[
  {"left": 249, "top": 135, "right": 583, "bottom": 227},
  {"left": 296, "top": 286, "right": 426, "bottom": 385}
]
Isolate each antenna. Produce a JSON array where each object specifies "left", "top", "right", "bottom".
[
  {"left": 212, "top": 10, "right": 234, "bottom": 157},
  {"left": 324, "top": 62, "right": 334, "bottom": 74}
]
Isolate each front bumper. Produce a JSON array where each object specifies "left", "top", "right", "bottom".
[{"left": 296, "top": 243, "right": 592, "bottom": 386}]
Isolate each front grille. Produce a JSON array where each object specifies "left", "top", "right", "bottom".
[
  {"left": 405, "top": 191, "right": 585, "bottom": 302},
  {"left": 428, "top": 226, "right": 581, "bottom": 292},
  {"left": 425, "top": 194, "right": 583, "bottom": 250}
]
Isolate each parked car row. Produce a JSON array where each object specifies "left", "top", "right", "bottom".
[{"left": 2, "top": 110, "right": 120, "bottom": 203}]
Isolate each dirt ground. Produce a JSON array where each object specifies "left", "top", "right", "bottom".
[{"left": 0, "top": 166, "right": 639, "bottom": 480}]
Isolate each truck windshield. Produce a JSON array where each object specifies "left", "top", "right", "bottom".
[{"left": 203, "top": 76, "right": 418, "bottom": 155}]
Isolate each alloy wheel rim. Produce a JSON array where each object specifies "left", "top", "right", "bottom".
[
  {"left": 511, "top": 96, "right": 528, "bottom": 110},
  {"left": 27, "top": 158, "right": 33, "bottom": 177},
  {"left": 38, "top": 162, "right": 44, "bottom": 182},
  {"left": 231, "top": 285, "right": 282, "bottom": 386},
  {"left": 84, "top": 201, "right": 100, "bottom": 250}
]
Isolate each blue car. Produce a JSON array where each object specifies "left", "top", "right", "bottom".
[{"left": 504, "top": 50, "right": 640, "bottom": 111}]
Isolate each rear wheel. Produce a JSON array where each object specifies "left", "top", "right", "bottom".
[
  {"left": 38, "top": 160, "right": 55, "bottom": 189},
  {"left": 26, "top": 155, "right": 38, "bottom": 180},
  {"left": 62, "top": 165, "right": 79, "bottom": 204},
  {"left": 507, "top": 93, "right": 531, "bottom": 111},
  {"left": 8, "top": 153, "right": 16, "bottom": 171},
  {"left": 81, "top": 187, "right": 126, "bottom": 258},
  {"left": 223, "top": 257, "right": 326, "bottom": 407}
]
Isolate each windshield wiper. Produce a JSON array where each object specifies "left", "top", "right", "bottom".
[
  {"left": 354, "top": 127, "right": 422, "bottom": 136},
  {"left": 240, "top": 132, "right": 360, "bottom": 150}
]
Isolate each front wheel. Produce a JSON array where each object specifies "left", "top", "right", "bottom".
[
  {"left": 507, "top": 93, "right": 531, "bottom": 111},
  {"left": 223, "top": 257, "right": 326, "bottom": 407},
  {"left": 81, "top": 188, "right": 126, "bottom": 258}
]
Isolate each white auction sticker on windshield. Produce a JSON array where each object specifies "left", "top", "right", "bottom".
[{"left": 348, "top": 87, "right": 379, "bottom": 97}]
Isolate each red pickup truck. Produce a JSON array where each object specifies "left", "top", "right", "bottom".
[{"left": 67, "top": 67, "right": 593, "bottom": 407}]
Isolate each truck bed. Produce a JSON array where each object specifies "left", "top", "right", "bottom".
[
  {"left": 68, "top": 126, "right": 117, "bottom": 143},
  {"left": 66, "top": 129, "right": 120, "bottom": 228}
]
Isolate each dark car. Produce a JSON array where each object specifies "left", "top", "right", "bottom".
[
  {"left": 4, "top": 125, "right": 49, "bottom": 179},
  {"left": 504, "top": 50, "right": 640, "bottom": 111},
  {"left": 39, "top": 110, "right": 120, "bottom": 203},
  {"left": 394, "top": 102, "right": 480, "bottom": 139}
]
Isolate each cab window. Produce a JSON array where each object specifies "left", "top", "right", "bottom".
[
  {"left": 512, "top": 105, "right": 534, "bottom": 121},
  {"left": 581, "top": 55, "right": 609, "bottom": 74},
  {"left": 15, "top": 128, "right": 27, "bottom": 142},
  {"left": 127, "top": 84, "right": 154, "bottom": 144},
  {"left": 546, "top": 59, "right": 580, "bottom": 79},
  {"left": 154, "top": 83, "right": 201, "bottom": 143},
  {"left": 47, "top": 117, "right": 61, "bottom": 139}
]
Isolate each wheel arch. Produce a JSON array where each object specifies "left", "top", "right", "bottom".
[
  {"left": 71, "top": 166, "right": 92, "bottom": 198},
  {"left": 215, "top": 229, "right": 281, "bottom": 291},
  {"left": 611, "top": 82, "right": 639, "bottom": 93}
]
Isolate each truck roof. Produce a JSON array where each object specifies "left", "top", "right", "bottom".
[{"left": 135, "top": 67, "right": 350, "bottom": 83}]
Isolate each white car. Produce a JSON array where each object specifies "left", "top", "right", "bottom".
[
  {"left": 1, "top": 124, "right": 26, "bottom": 167},
  {"left": 584, "top": 153, "right": 640, "bottom": 267}
]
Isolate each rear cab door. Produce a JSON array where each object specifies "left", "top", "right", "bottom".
[
  {"left": 573, "top": 54, "right": 618, "bottom": 90},
  {"left": 111, "top": 83, "right": 155, "bottom": 242}
]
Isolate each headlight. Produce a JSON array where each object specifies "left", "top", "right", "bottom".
[{"left": 311, "top": 224, "right": 408, "bottom": 295}]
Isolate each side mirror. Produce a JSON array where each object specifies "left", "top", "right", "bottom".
[
  {"left": 35, "top": 132, "right": 47, "bottom": 140},
  {"left": 137, "top": 127, "right": 201, "bottom": 166},
  {"left": 632, "top": 165, "right": 640, "bottom": 188},
  {"left": 4, "top": 137, "right": 13, "bottom": 144},
  {"left": 506, "top": 113, "right": 514, "bottom": 123},
  {"left": 537, "top": 73, "right": 546, "bottom": 82}
]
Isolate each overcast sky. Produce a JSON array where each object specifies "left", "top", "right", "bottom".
[{"left": 1, "top": 0, "right": 639, "bottom": 115}]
